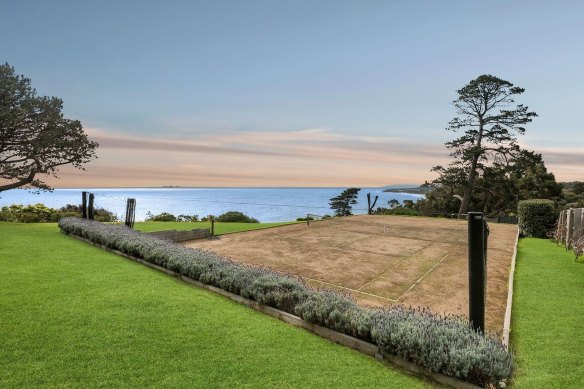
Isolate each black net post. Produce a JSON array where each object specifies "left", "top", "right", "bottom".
[
  {"left": 484, "top": 220, "right": 489, "bottom": 265},
  {"left": 125, "top": 198, "right": 136, "bottom": 228},
  {"left": 468, "top": 212, "right": 486, "bottom": 333},
  {"left": 81, "top": 191, "right": 87, "bottom": 219},
  {"left": 210, "top": 216, "right": 215, "bottom": 236},
  {"left": 88, "top": 193, "right": 95, "bottom": 220},
  {"left": 307, "top": 214, "right": 310, "bottom": 226}
]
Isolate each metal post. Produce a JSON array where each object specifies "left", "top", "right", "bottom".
[
  {"left": 468, "top": 212, "right": 486, "bottom": 333},
  {"left": 307, "top": 214, "right": 310, "bottom": 226},
  {"left": 483, "top": 220, "right": 489, "bottom": 265},
  {"left": 210, "top": 216, "right": 215, "bottom": 236},
  {"left": 125, "top": 198, "right": 136, "bottom": 228},
  {"left": 81, "top": 191, "right": 87, "bottom": 219},
  {"left": 88, "top": 193, "right": 95, "bottom": 220}
]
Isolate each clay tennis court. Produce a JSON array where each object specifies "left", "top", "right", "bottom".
[{"left": 184, "top": 215, "right": 517, "bottom": 333}]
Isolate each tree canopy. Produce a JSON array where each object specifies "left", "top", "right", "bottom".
[
  {"left": 329, "top": 188, "right": 360, "bottom": 216},
  {"left": 442, "top": 75, "right": 537, "bottom": 214},
  {"left": 420, "top": 149, "right": 562, "bottom": 216},
  {"left": 0, "top": 63, "right": 98, "bottom": 192}
]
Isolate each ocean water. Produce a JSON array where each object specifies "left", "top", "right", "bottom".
[{"left": 0, "top": 187, "right": 423, "bottom": 222}]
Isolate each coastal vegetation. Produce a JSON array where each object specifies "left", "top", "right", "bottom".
[
  {"left": 0, "top": 63, "right": 98, "bottom": 192},
  {"left": 329, "top": 188, "right": 361, "bottom": 216},
  {"left": 145, "top": 211, "right": 259, "bottom": 223},
  {"left": 435, "top": 75, "right": 538, "bottom": 215},
  {"left": 0, "top": 203, "right": 116, "bottom": 223}
]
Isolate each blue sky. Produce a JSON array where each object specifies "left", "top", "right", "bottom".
[{"left": 2, "top": 1, "right": 582, "bottom": 186}]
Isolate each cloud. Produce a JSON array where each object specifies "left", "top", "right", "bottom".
[{"left": 46, "top": 128, "right": 581, "bottom": 188}]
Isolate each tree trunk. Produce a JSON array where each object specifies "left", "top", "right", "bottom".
[
  {"left": 367, "top": 193, "right": 378, "bottom": 215},
  {"left": 459, "top": 120, "right": 485, "bottom": 216},
  {"left": 458, "top": 176, "right": 473, "bottom": 215}
]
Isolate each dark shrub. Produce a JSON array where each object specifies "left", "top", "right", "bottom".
[
  {"left": 215, "top": 211, "right": 259, "bottom": 223},
  {"left": 145, "top": 212, "right": 177, "bottom": 222},
  {"left": 517, "top": 199, "right": 556, "bottom": 238}
]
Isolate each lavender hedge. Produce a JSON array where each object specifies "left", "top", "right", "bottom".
[{"left": 59, "top": 217, "right": 512, "bottom": 386}]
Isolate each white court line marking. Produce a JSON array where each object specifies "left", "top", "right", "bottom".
[
  {"left": 302, "top": 276, "right": 398, "bottom": 302},
  {"left": 397, "top": 223, "right": 467, "bottom": 300}
]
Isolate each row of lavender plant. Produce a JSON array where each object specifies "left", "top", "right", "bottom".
[{"left": 59, "top": 217, "right": 512, "bottom": 386}]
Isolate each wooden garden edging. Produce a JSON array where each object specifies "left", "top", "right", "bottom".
[
  {"left": 146, "top": 228, "right": 210, "bottom": 242},
  {"left": 502, "top": 226, "right": 520, "bottom": 346},
  {"left": 64, "top": 232, "right": 482, "bottom": 389}
]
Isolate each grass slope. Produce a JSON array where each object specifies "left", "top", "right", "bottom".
[
  {"left": 0, "top": 223, "right": 429, "bottom": 388},
  {"left": 133, "top": 221, "right": 297, "bottom": 234},
  {"left": 512, "top": 238, "right": 584, "bottom": 388}
]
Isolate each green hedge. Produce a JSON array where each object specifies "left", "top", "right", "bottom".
[
  {"left": 0, "top": 203, "right": 116, "bottom": 223},
  {"left": 517, "top": 199, "right": 556, "bottom": 238},
  {"left": 58, "top": 217, "right": 512, "bottom": 386},
  {"left": 215, "top": 211, "right": 259, "bottom": 223}
]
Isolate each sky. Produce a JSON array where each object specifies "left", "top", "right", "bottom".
[{"left": 1, "top": 0, "right": 583, "bottom": 187}]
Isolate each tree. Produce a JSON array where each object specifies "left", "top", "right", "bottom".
[
  {"left": 573, "top": 182, "right": 584, "bottom": 195},
  {"left": 442, "top": 75, "right": 537, "bottom": 215},
  {"left": 0, "top": 63, "right": 98, "bottom": 192},
  {"left": 329, "top": 188, "right": 360, "bottom": 216},
  {"left": 388, "top": 199, "right": 400, "bottom": 208},
  {"left": 422, "top": 148, "right": 562, "bottom": 216}
]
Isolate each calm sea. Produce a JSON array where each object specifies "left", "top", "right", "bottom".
[{"left": 0, "top": 187, "right": 423, "bottom": 222}]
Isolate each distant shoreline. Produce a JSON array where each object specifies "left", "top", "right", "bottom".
[{"left": 383, "top": 187, "right": 429, "bottom": 195}]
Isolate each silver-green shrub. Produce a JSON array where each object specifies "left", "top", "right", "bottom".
[
  {"left": 59, "top": 217, "right": 512, "bottom": 386},
  {"left": 371, "top": 307, "right": 512, "bottom": 384},
  {"left": 294, "top": 290, "right": 372, "bottom": 339}
]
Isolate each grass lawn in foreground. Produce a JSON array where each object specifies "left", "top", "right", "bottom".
[
  {"left": 0, "top": 222, "right": 430, "bottom": 388},
  {"left": 511, "top": 238, "right": 584, "bottom": 388},
  {"left": 133, "top": 220, "right": 297, "bottom": 234}
]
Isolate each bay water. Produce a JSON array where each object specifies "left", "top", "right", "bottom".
[{"left": 0, "top": 187, "right": 423, "bottom": 222}]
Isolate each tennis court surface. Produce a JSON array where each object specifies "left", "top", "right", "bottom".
[{"left": 184, "top": 215, "right": 517, "bottom": 333}]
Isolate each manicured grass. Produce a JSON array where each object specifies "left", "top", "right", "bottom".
[
  {"left": 0, "top": 222, "right": 429, "bottom": 388},
  {"left": 133, "top": 220, "right": 297, "bottom": 234},
  {"left": 511, "top": 238, "right": 584, "bottom": 388}
]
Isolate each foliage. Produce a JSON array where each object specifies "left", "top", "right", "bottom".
[
  {"left": 146, "top": 212, "right": 175, "bottom": 222},
  {"left": 145, "top": 212, "right": 200, "bottom": 222},
  {"left": 371, "top": 307, "right": 512, "bottom": 384},
  {"left": 574, "top": 182, "right": 584, "bottom": 195},
  {"left": 0, "top": 63, "right": 98, "bottom": 192},
  {"left": 294, "top": 290, "right": 373, "bottom": 340},
  {"left": 558, "top": 181, "right": 584, "bottom": 209},
  {"left": 517, "top": 199, "right": 556, "bottom": 238},
  {"left": 438, "top": 75, "right": 537, "bottom": 215},
  {"left": 0, "top": 223, "right": 426, "bottom": 388},
  {"left": 329, "top": 188, "right": 361, "bottom": 217},
  {"left": 214, "top": 211, "right": 259, "bottom": 223},
  {"left": 59, "top": 217, "right": 513, "bottom": 386},
  {"left": 422, "top": 150, "right": 562, "bottom": 216},
  {"left": 177, "top": 214, "right": 199, "bottom": 222},
  {"left": 0, "top": 203, "right": 115, "bottom": 222}
]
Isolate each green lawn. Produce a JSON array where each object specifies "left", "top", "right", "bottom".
[
  {"left": 511, "top": 238, "right": 584, "bottom": 388},
  {"left": 0, "top": 222, "right": 429, "bottom": 388},
  {"left": 133, "top": 220, "right": 297, "bottom": 234}
]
